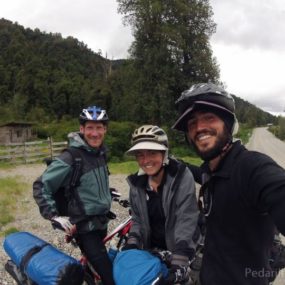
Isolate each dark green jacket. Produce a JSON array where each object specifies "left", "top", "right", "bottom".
[{"left": 33, "top": 132, "right": 111, "bottom": 231}]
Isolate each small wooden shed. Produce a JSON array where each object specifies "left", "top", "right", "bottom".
[{"left": 0, "top": 122, "right": 35, "bottom": 144}]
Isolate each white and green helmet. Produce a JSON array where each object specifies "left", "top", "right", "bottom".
[{"left": 126, "top": 125, "right": 169, "bottom": 165}]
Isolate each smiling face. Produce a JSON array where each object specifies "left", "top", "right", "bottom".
[
  {"left": 187, "top": 111, "right": 231, "bottom": 161},
  {"left": 135, "top": 150, "right": 164, "bottom": 176},
  {"left": 80, "top": 121, "right": 107, "bottom": 148}
]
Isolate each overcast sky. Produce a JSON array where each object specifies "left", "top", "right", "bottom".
[{"left": 1, "top": 0, "right": 285, "bottom": 116}]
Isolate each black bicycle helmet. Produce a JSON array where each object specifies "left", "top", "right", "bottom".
[
  {"left": 172, "top": 83, "right": 238, "bottom": 134},
  {"left": 79, "top": 106, "right": 109, "bottom": 125}
]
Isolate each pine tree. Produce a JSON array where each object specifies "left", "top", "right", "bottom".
[{"left": 117, "top": 0, "right": 220, "bottom": 124}]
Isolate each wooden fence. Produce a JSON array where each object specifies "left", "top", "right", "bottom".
[{"left": 0, "top": 138, "right": 68, "bottom": 164}]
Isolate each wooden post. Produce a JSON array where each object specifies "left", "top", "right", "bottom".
[
  {"left": 24, "top": 141, "right": 27, "bottom": 164},
  {"left": 49, "top": 137, "right": 54, "bottom": 159}
]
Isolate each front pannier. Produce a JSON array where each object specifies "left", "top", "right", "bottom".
[{"left": 3, "top": 231, "right": 84, "bottom": 285}]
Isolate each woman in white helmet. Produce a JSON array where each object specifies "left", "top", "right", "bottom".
[{"left": 123, "top": 125, "right": 200, "bottom": 284}]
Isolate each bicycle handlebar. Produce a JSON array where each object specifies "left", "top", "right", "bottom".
[
  {"left": 118, "top": 199, "right": 131, "bottom": 208},
  {"left": 51, "top": 198, "right": 130, "bottom": 231},
  {"left": 51, "top": 220, "right": 66, "bottom": 232}
]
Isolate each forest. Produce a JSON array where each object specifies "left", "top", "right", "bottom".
[{"left": 0, "top": 0, "right": 282, "bottom": 157}]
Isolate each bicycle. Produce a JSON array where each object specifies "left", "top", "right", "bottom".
[
  {"left": 52, "top": 196, "right": 173, "bottom": 285},
  {"left": 62, "top": 197, "right": 132, "bottom": 285},
  {"left": 4, "top": 193, "right": 132, "bottom": 285},
  {"left": 4, "top": 193, "right": 202, "bottom": 285}
]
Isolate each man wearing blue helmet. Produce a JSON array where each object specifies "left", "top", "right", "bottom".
[{"left": 33, "top": 106, "right": 115, "bottom": 285}]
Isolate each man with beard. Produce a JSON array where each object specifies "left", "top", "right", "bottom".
[{"left": 172, "top": 83, "right": 285, "bottom": 285}]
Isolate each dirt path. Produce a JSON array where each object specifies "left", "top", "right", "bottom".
[{"left": 246, "top": 127, "right": 285, "bottom": 169}]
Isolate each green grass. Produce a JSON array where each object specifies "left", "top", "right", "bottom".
[
  {"left": 2, "top": 227, "right": 19, "bottom": 236},
  {"left": 109, "top": 160, "right": 139, "bottom": 174},
  {"left": 179, "top": 156, "right": 203, "bottom": 166},
  {"left": 0, "top": 162, "right": 14, "bottom": 170},
  {"left": 233, "top": 123, "right": 253, "bottom": 145},
  {"left": 108, "top": 155, "right": 203, "bottom": 175},
  {"left": 0, "top": 177, "right": 29, "bottom": 235}
]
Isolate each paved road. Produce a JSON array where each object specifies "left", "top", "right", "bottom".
[
  {"left": 246, "top": 127, "right": 285, "bottom": 168},
  {"left": 246, "top": 127, "right": 285, "bottom": 284}
]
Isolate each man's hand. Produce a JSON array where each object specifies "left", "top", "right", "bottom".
[
  {"left": 110, "top": 187, "right": 121, "bottom": 198},
  {"left": 51, "top": 216, "right": 74, "bottom": 234},
  {"left": 150, "top": 249, "right": 172, "bottom": 267},
  {"left": 164, "top": 264, "right": 190, "bottom": 284}
]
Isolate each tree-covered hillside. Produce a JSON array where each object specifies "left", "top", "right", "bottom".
[
  {"left": 0, "top": 15, "right": 277, "bottom": 128},
  {"left": 0, "top": 18, "right": 112, "bottom": 122},
  {"left": 234, "top": 96, "right": 277, "bottom": 127}
]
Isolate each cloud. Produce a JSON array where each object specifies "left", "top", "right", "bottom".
[
  {"left": 211, "top": 42, "right": 285, "bottom": 113},
  {"left": 1, "top": 0, "right": 131, "bottom": 57},
  {"left": 211, "top": 0, "right": 285, "bottom": 51},
  {"left": 210, "top": 0, "right": 285, "bottom": 114},
  {"left": 251, "top": 91, "right": 285, "bottom": 114},
  {"left": 1, "top": 0, "right": 284, "bottom": 114}
]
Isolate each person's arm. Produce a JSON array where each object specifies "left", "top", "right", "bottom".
[
  {"left": 164, "top": 167, "right": 199, "bottom": 284},
  {"left": 33, "top": 155, "right": 72, "bottom": 219},
  {"left": 172, "top": 166, "right": 199, "bottom": 258},
  {"left": 243, "top": 152, "right": 285, "bottom": 235},
  {"left": 123, "top": 186, "right": 144, "bottom": 249},
  {"left": 178, "top": 159, "right": 203, "bottom": 184}
]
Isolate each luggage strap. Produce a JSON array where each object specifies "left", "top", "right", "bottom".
[{"left": 20, "top": 243, "right": 49, "bottom": 273}]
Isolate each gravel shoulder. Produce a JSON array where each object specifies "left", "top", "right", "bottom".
[{"left": 0, "top": 164, "right": 129, "bottom": 285}]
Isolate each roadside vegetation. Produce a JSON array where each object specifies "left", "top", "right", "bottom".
[
  {"left": 0, "top": 122, "right": 253, "bottom": 236},
  {"left": 0, "top": 177, "right": 29, "bottom": 236},
  {"left": 0, "top": 121, "right": 252, "bottom": 170},
  {"left": 109, "top": 156, "right": 202, "bottom": 175},
  {"left": 268, "top": 116, "right": 285, "bottom": 141},
  {"left": 236, "top": 124, "right": 253, "bottom": 145}
]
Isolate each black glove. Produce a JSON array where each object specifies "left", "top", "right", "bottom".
[
  {"left": 150, "top": 249, "right": 172, "bottom": 267},
  {"left": 164, "top": 264, "right": 190, "bottom": 284},
  {"left": 121, "top": 243, "right": 139, "bottom": 251}
]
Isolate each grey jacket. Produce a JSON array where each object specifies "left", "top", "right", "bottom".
[{"left": 126, "top": 157, "right": 199, "bottom": 260}]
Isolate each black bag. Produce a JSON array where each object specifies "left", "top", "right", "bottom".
[
  {"left": 54, "top": 148, "right": 82, "bottom": 216},
  {"left": 33, "top": 147, "right": 83, "bottom": 217}
]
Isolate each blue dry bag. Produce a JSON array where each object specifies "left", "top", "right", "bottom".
[
  {"left": 113, "top": 249, "right": 168, "bottom": 285},
  {"left": 3, "top": 231, "right": 84, "bottom": 285}
]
